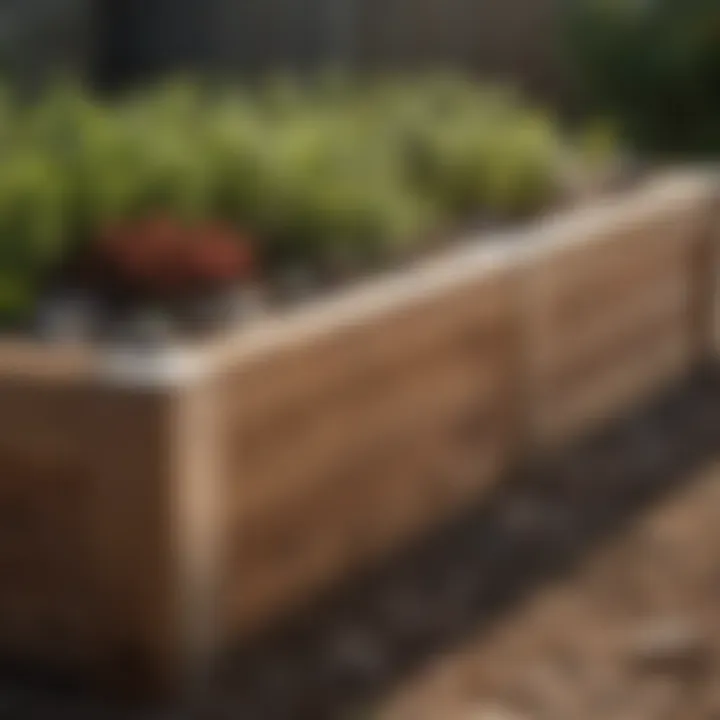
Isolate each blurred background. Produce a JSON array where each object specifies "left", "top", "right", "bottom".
[
  {"left": 0, "top": 1, "right": 720, "bottom": 719},
  {"left": 2, "top": 0, "right": 562, "bottom": 95},
  {"left": 5, "top": 0, "right": 720, "bottom": 155}
]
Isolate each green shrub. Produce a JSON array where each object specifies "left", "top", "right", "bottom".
[
  {"left": 373, "top": 81, "right": 564, "bottom": 218},
  {"left": 246, "top": 109, "right": 435, "bottom": 266},
  {"left": 0, "top": 151, "right": 66, "bottom": 321},
  {"left": 567, "top": 0, "right": 720, "bottom": 155},
  {"left": 0, "top": 74, "right": 594, "bottom": 325}
]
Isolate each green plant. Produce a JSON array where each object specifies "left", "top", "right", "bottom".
[
  {"left": 248, "top": 110, "right": 434, "bottom": 266},
  {"left": 0, "top": 74, "right": 587, "bottom": 327},
  {"left": 0, "top": 151, "right": 66, "bottom": 321},
  {"left": 379, "top": 86, "right": 564, "bottom": 218},
  {"left": 567, "top": 0, "right": 720, "bottom": 155}
]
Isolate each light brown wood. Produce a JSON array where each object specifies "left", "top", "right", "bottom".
[
  {"left": 524, "top": 174, "right": 716, "bottom": 447},
  {"left": 0, "top": 172, "right": 715, "bottom": 690}
]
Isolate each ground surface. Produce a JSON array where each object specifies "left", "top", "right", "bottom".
[
  {"left": 1, "top": 373, "right": 720, "bottom": 719},
  {"left": 381, "top": 458, "right": 720, "bottom": 720}
]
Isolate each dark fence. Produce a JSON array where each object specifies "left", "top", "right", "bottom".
[
  {"left": 354, "top": 0, "right": 568, "bottom": 99},
  {"left": 0, "top": 0, "right": 93, "bottom": 88},
  {"left": 0, "top": 0, "right": 569, "bottom": 100}
]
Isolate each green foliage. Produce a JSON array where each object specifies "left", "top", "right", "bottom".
[
  {"left": 359, "top": 77, "right": 565, "bottom": 218},
  {"left": 0, "top": 151, "right": 66, "bottom": 321},
  {"left": 245, "top": 109, "right": 436, "bottom": 264},
  {"left": 199, "top": 74, "right": 569, "bottom": 264},
  {"left": 575, "top": 119, "right": 622, "bottom": 171},
  {"left": 567, "top": 0, "right": 720, "bottom": 155},
  {"left": 0, "top": 74, "right": 590, "bottom": 323}
]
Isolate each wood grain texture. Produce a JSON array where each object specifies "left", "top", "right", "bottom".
[
  {"left": 0, "top": 377, "right": 203, "bottom": 692},
  {"left": 525, "top": 178, "right": 716, "bottom": 447},
  {"left": 217, "top": 267, "right": 522, "bottom": 638},
  {"left": 0, "top": 172, "right": 715, "bottom": 689}
]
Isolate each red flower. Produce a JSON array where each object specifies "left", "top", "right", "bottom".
[
  {"left": 93, "top": 216, "right": 257, "bottom": 299},
  {"left": 188, "top": 223, "right": 255, "bottom": 285}
]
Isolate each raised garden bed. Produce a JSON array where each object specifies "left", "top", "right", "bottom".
[{"left": 0, "top": 169, "right": 716, "bottom": 692}]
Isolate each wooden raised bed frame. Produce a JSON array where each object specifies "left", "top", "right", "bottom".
[{"left": 0, "top": 172, "right": 717, "bottom": 691}]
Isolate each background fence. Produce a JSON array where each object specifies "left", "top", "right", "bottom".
[{"left": 3, "top": 0, "right": 568, "bottom": 99}]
